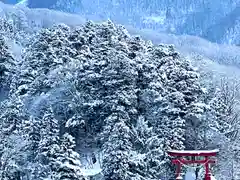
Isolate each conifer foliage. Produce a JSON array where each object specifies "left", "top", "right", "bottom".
[{"left": 0, "top": 19, "right": 223, "bottom": 180}]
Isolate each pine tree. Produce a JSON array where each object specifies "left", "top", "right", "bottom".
[
  {"left": 0, "top": 39, "right": 24, "bottom": 177},
  {"left": 0, "top": 16, "right": 15, "bottom": 39},
  {"left": 208, "top": 88, "right": 230, "bottom": 133},
  {"left": 135, "top": 44, "right": 207, "bottom": 178},
  {"left": 53, "top": 133, "right": 85, "bottom": 180},
  {"left": 0, "top": 18, "right": 225, "bottom": 180},
  {"left": 0, "top": 97, "right": 28, "bottom": 179},
  {"left": 102, "top": 120, "right": 134, "bottom": 180},
  {"left": 0, "top": 36, "right": 15, "bottom": 100},
  {"left": 31, "top": 107, "right": 61, "bottom": 179}
]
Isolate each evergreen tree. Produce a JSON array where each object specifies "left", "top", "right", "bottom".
[
  {"left": 53, "top": 133, "right": 85, "bottom": 180},
  {"left": 0, "top": 16, "right": 15, "bottom": 39},
  {"left": 208, "top": 88, "right": 230, "bottom": 133},
  {"left": 0, "top": 18, "right": 232, "bottom": 180},
  {"left": 0, "top": 96, "right": 28, "bottom": 179},
  {"left": 102, "top": 120, "right": 134, "bottom": 180},
  {"left": 31, "top": 107, "right": 60, "bottom": 179},
  {"left": 0, "top": 36, "right": 15, "bottom": 101},
  {"left": 135, "top": 44, "right": 207, "bottom": 178}
]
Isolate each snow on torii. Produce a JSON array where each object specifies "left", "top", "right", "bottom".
[{"left": 167, "top": 149, "right": 219, "bottom": 180}]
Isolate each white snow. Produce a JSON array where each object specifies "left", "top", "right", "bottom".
[
  {"left": 143, "top": 15, "right": 165, "bottom": 24},
  {"left": 81, "top": 167, "right": 102, "bottom": 176},
  {"left": 211, "top": 175, "right": 217, "bottom": 180},
  {"left": 80, "top": 151, "right": 102, "bottom": 176},
  {"left": 168, "top": 149, "right": 219, "bottom": 154},
  {"left": 184, "top": 168, "right": 196, "bottom": 180}
]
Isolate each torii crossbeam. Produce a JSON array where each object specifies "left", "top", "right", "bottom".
[{"left": 167, "top": 149, "right": 219, "bottom": 180}]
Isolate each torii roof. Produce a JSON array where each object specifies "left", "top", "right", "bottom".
[{"left": 167, "top": 149, "right": 219, "bottom": 156}]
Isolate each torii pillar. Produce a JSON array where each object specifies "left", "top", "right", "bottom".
[{"left": 167, "top": 149, "right": 219, "bottom": 180}]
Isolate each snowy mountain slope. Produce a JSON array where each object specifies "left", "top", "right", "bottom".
[
  {"left": 126, "top": 25, "right": 240, "bottom": 68},
  {"left": 3, "top": 0, "right": 240, "bottom": 44},
  {"left": 1, "top": 2, "right": 240, "bottom": 109},
  {"left": 1, "top": 1, "right": 240, "bottom": 69},
  {"left": 222, "top": 18, "right": 240, "bottom": 45},
  {"left": 0, "top": 1, "right": 85, "bottom": 33},
  {"left": 1, "top": 2, "right": 240, "bottom": 180},
  {"left": 1, "top": 19, "right": 203, "bottom": 179},
  {"left": 203, "top": 5, "right": 240, "bottom": 44},
  {"left": 79, "top": 0, "right": 240, "bottom": 44}
]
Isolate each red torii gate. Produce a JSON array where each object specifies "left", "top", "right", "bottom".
[{"left": 167, "top": 149, "right": 219, "bottom": 180}]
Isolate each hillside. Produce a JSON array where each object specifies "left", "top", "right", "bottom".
[
  {"left": 0, "top": 2, "right": 240, "bottom": 180},
  {"left": 6, "top": 0, "right": 240, "bottom": 45}
]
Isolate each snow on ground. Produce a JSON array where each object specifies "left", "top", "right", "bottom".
[
  {"left": 168, "top": 149, "right": 219, "bottom": 154},
  {"left": 81, "top": 165, "right": 102, "bottom": 176},
  {"left": 142, "top": 15, "right": 165, "bottom": 25},
  {"left": 211, "top": 175, "right": 217, "bottom": 180},
  {"left": 185, "top": 168, "right": 196, "bottom": 180},
  {"left": 80, "top": 150, "right": 102, "bottom": 176}
]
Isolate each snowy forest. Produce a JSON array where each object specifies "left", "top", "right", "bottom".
[{"left": 0, "top": 0, "right": 240, "bottom": 180}]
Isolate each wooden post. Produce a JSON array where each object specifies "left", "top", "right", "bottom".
[
  {"left": 205, "top": 157, "right": 211, "bottom": 180},
  {"left": 176, "top": 161, "right": 182, "bottom": 179}
]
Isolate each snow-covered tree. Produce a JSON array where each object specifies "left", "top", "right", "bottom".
[
  {"left": 53, "top": 133, "right": 85, "bottom": 180},
  {"left": 0, "top": 16, "right": 16, "bottom": 39},
  {"left": 38, "top": 107, "right": 60, "bottom": 159},
  {"left": 0, "top": 96, "right": 28, "bottom": 179},
  {"left": 28, "top": 107, "right": 61, "bottom": 179},
  {"left": 1, "top": 17, "right": 235, "bottom": 179},
  {"left": 135, "top": 44, "right": 207, "bottom": 179},
  {"left": 0, "top": 36, "right": 15, "bottom": 101},
  {"left": 102, "top": 120, "right": 134, "bottom": 180}
]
